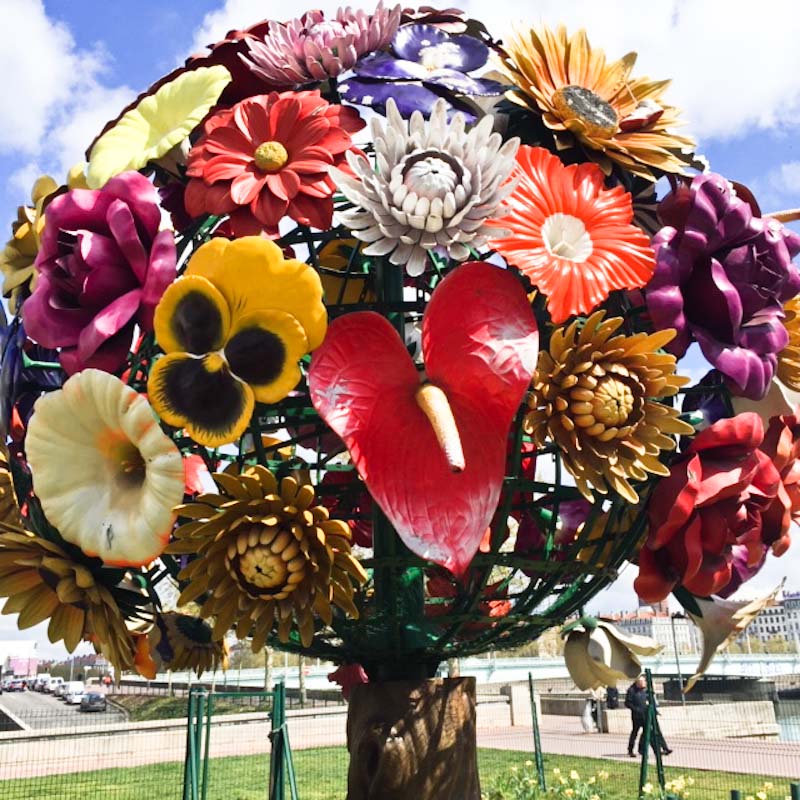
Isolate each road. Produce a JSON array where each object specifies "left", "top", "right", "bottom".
[{"left": 0, "top": 689, "right": 126, "bottom": 730}]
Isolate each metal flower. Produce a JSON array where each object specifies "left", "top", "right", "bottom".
[
  {"left": 498, "top": 24, "right": 699, "bottom": 180},
  {"left": 0, "top": 446, "right": 22, "bottom": 528},
  {"left": 778, "top": 295, "right": 800, "bottom": 391},
  {"left": 340, "top": 22, "right": 505, "bottom": 119},
  {"left": 150, "top": 612, "right": 229, "bottom": 676},
  {"left": 646, "top": 174, "right": 800, "bottom": 400},
  {"left": 332, "top": 98, "right": 519, "bottom": 276},
  {"left": 170, "top": 467, "right": 367, "bottom": 650},
  {"left": 563, "top": 618, "right": 662, "bottom": 690},
  {"left": 0, "top": 524, "right": 150, "bottom": 673},
  {"left": 243, "top": 3, "right": 400, "bottom": 89},
  {"left": 525, "top": 311, "right": 693, "bottom": 503}
]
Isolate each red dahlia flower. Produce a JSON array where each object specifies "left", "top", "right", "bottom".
[
  {"left": 185, "top": 90, "right": 364, "bottom": 236},
  {"left": 635, "top": 413, "right": 797, "bottom": 603}
]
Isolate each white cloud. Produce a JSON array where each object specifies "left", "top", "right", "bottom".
[
  {"left": 0, "top": 0, "right": 134, "bottom": 199},
  {"left": 192, "top": 0, "right": 800, "bottom": 142},
  {"left": 747, "top": 160, "right": 800, "bottom": 214}
]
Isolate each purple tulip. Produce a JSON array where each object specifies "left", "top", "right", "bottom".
[
  {"left": 646, "top": 173, "right": 800, "bottom": 401},
  {"left": 340, "top": 23, "right": 505, "bottom": 118},
  {"left": 23, "top": 172, "right": 177, "bottom": 375}
]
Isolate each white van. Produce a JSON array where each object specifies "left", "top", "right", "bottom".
[
  {"left": 46, "top": 677, "right": 64, "bottom": 694},
  {"left": 34, "top": 674, "right": 51, "bottom": 692},
  {"left": 63, "top": 681, "right": 86, "bottom": 705}
]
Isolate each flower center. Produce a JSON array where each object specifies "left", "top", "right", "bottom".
[
  {"left": 236, "top": 545, "right": 289, "bottom": 591},
  {"left": 551, "top": 85, "right": 619, "bottom": 138},
  {"left": 593, "top": 376, "right": 635, "bottom": 427},
  {"left": 418, "top": 41, "right": 462, "bottom": 71},
  {"left": 204, "top": 352, "right": 227, "bottom": 373},
  {"left": 307, "top": 20, "right": 348, "bottom": 40},
  {"left": 541, "top": 213, "right": 593, "bottom": 262},
  {"left": 402, "top": 151, "right": 461, "bottom": 199},
  {"left": 254, "top": 141, "right": 289, "bottom": 172}
]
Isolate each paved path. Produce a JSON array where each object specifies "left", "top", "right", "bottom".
[
  {"left": 0, "top": 703, "right": 798, "bottom": 782},
  {"left": 0, "top": 690, "right": 125, "bottom": 729}
]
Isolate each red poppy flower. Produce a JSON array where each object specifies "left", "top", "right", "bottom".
[
  {"left": 185, "top": 90, "right": 364, "bottom": 236},
  {"left": 489, "top": 146, "right": 655, "bottom": 324},
  {"left": 426, "top": 572, "right": 511, "bottom": 632},
  {"left": 309, "top": 261, "right": 538, "bottom": 576},
  {"left": 635, "top": 412, "right": 796, "bottom": 603}
]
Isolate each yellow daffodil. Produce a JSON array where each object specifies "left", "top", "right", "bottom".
[{"left": 87, "top": 65, "right": 232, "bottom": 189}]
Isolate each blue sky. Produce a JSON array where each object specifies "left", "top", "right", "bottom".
[{"left": 0, "top": 0, "right": 799, "bottom": 655}]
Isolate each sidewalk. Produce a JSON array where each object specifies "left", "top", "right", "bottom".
[{"left": 477, "top": 715, "right": 800, "bottom": 780}]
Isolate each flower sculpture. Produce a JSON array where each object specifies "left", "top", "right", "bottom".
[
  {"left": 646, "top": 173, "right": 800, "bottom": 400},
  {"left": 25, "top": 370, "right": 185, "bottom": 567},
  {"left": 489, "top": 146, "right": 655, "bottom": 323},
  {"left": 526, "top": 312, "right": 692, "bottom": 503},
  {"left": 149, "top": 612, "right": 229, "bottom": 676},
  {"left": 0, "top": 525, "right": 148, "bottom": 672},
  {"left": 499, "top": 24, "right": 698, "bottom": 180},
  {"left": 310, "top": 261, "right": 538, "bottom": 575},
  {"left": 333, "top": 98, "right": 519, "bottom": 276},
  {"left": 23, "top": 171, "right": 177, "bottom": 374},
  {"left": 86, "top": 66, "right": 233, "bottom": 189},
  {"left": 170, "top": 467, "right": 367, "bottom": 649},
  {"left": 563, "top": 618, "right": 663, "bottom": 690},
  {"left": 0, "top": 446, "right": 22, "bottom": 528},
  {"left": 340, "top": 22, "right": 505, "bottom": 118},
  {"left": 148, "top": 236, "right": 326, "bottom": 447},
  {"left": 0, "top": 176, "right": 58, "bottom": 313},
  {"left": 778, "top": 296, "right": 800, "bottom": 391},
  {"left": 635, "top": 413, "right": 797, "bottom": 602},
  {"left": 185, "top": 90, "right": 364, "bottom": 236},
  {"left": 243, "top": 3, "right": 401, "bottom": 88}
]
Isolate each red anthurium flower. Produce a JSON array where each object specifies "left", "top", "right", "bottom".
[
  {"left": 635, "top": 412, "right": 796, "bottom": 602},
  {"left": 426, "top": 572, "right": 511, "bottom": 631},
  {"left": 309, "top": 261, "right": 538, "bottom": 576},
  {"left": 327, "top": 663, "right": 369, "bottom": 700}
]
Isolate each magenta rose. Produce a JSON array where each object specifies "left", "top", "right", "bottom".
[{"left": 23, "top": 171, "right": 177, "bottom": 374}]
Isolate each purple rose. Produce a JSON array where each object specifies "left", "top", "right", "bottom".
[
  {"left": 23, "top": 172, "right": 176, "bottom": 375},
  {"left": 646, "top": 174, "right": 800, "bottom": 400}
]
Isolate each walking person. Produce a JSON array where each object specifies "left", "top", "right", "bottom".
[{"left": 625, "top": 675, "right": 672, "bottom": 757}]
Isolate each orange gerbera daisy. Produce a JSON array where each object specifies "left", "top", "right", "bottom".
[
  {"left": 498, "top": 25, "right": 699, "bottom": 180},
  {"left": 489, "top": 146, "right": 655, "bottom": 324}
]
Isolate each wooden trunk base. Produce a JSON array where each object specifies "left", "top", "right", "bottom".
[{"left": 346, "top": 677, "right": 480, "bottom": 800}]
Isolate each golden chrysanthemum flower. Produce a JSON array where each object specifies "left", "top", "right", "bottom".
[
  {"left": 150, "top": 612, "right": 229, "bottom": 676},
  {"left": 777, "top": 295, "right": 800, "bottom": 390},
  {"left": 498, "top": 25, "right": 699, "bottom": 180},
  {"left": 0, "top": 523, "right": 149, "bottom": 673},
  {"left": 0, "top": 446, "right": 22, "bottom": 529},
  {"left": 170, "top": 467, "right": 367, "bottom": 650},
  {"left": 525, "top": 312, "right": 693, "bottom": 503}
]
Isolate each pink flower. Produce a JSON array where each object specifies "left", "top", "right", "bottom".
[
  {"left": 185, "top": 90, "right": 364, "bottom": 236},
  {"left": 328, "top": 663, "right": 369, "bottom": 700},
  {"left": 242, "top": 4, "right": 401, "bottom": 88},
  {"left": 23, "top": 172, "right": 176, "bottom": 375}
]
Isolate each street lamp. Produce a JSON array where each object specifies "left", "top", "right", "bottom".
[{"left": 670, "top": 612, "right": 687, "bottom": 709}]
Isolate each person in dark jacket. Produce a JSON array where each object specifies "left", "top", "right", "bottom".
[{"left": 625, "top": 676, "right": 672, "bottom": 757}]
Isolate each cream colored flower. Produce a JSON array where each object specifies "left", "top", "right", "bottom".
[
  {"left": 332, "top": 98, "right": 519, "bottom": 276},
  {"left": 25, "top": 369, "right": 185, "bottom": 567},
  {"left": 87, "top": 66, "right": 232, "bottom": 188}
]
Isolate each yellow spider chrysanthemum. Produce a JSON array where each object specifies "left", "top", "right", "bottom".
[{"left": 498, "top": 25, "right": 699, "bottom": 180}]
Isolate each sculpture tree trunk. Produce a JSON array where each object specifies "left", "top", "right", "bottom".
[{"left": 345, "top": 677, "right": 480, "bottom": 800}]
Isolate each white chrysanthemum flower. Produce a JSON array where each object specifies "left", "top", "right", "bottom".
[{"left": 331, "top": 98, "right": 520, "bottom": 276}]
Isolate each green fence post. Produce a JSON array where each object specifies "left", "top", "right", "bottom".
[
  {"left": 528, "top": 673, "right": 546, "bottom": 791},
  {"left": 201, "top": 692, "right": 213, "bottom": 800},
  {"left": 731, "top": 791, "right": 742, "bottom": 800},
  {"left": 790, "top": 783, "right": 800, "bottom": 800},
  {"left": 194, "top": 689, "right": 206, "bottom": 800},
  {"left": 270, "top": 682, "right": 286, "bottom": 800},
  {"left": 646, "top": 670, "right": 665, "bottom": 791},
  {"left": 183, "top": 689, "right": 198, "bottom": 800}
]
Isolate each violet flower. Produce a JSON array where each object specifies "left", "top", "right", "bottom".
[
  {"left": 646, "top": 173, "right": 800, "bottom": 401},
  {"left": 23, "top": 172, "right": 177, "bottom": 375},
  {"left": 340, "top": 23, "right": 505, "bottom": 118},
  {"left": 717, "top": 544, "right": 766, "bottom": 598}
]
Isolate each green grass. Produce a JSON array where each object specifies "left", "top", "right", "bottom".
[{"left": 0, "top": 747, "right": 794, "bottom": 800}]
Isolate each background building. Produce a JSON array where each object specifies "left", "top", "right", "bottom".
[
  {"left": 610, "top": 609, "right": 700, "bottom": 654},
  {"left": 0, "top": 640, "right": 38, "bottom": 677}
]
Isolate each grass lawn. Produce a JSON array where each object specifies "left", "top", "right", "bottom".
[{"left": 0, "top": 747, "right": 794, "bottom": 799}]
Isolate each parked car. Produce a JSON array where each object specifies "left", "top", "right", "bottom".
[
  {"left": 79, "top": 692, "right": 107, "bottom": 713},
  {"left": 47, "top": 677, "right": 65, "bottom": 695},
  {"left": 53, "top": 681, "right": 67, "bottom": 698},
  {"left": 34, "top": 674, "right": 51, "bottom": 692},
  {"left": 62, "top": 681, "right": 85, "bottom": 705},
  {"left": 8, "top": 679, "right": 26, "bottom": 692}
]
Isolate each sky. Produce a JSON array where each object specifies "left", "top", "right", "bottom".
[{"left": 0, "top": 0, "right": 799, "bottom": 656}]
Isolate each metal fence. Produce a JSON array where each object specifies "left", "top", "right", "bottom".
[{"left": 1, "top": 677, "right": 800, "bottom": 799}]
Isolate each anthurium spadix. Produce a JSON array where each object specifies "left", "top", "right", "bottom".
[{"left": 309, "top": 261, "right": 538, "bottom": 576}]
